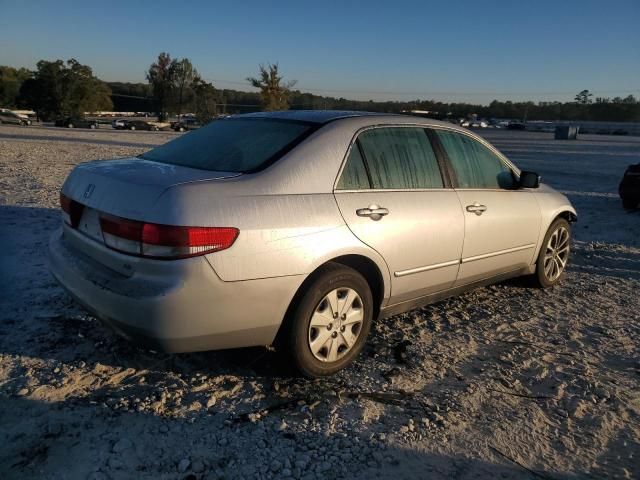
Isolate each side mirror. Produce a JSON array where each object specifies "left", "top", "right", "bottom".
[{"left": 519, "top": 171, "right": 540, "bottom": 189}]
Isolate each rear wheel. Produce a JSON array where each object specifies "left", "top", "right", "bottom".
[
  {"left": 283, "top": 263, "right": 373, "bottom": 377},
  {"left": 532, "top": 218, "right": 571, "bottom": 288},
  {"left": 90, "top": 124, "right": 96, "bottom": 129},
  {"left": 130, "top": 125, "right": 136, "bottom": 131},
  {"left": 67, "top": 123, "right": 74, "bottom": 128}
]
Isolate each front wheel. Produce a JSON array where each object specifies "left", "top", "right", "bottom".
[
  {"left": 282, "top": 263, "right": 373, "bottom": 377},
  {"left": 67, "top": 123, "right": 74, "bottom": 128},
  {"left": 532, "top": 218, "right": 571, "bottom": 288},
  {"left": 130, "top": 125, "right": 136, "bottom": 131}
]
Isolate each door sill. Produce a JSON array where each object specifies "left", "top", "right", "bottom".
[{"left": 379, "top": 267, "right": 530, "bottom": 319}]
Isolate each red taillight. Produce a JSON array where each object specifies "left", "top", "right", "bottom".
[
  {"left": 100, "top": 214, "right": 143, "bottom": 241},
  {"left": 99, "top": 213, "right": 238, "bottom": 259},
  {"left": 60, "top": 192, "right": 84, "bottom": 227}
]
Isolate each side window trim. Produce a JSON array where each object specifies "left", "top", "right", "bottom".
[
  {"left": 355, "top": 139, "right": 374, "bottom": 189},
  {"left": 424, "top": 128, "right": 455, "bottom": 189},
  {"left": 335, "top": 124, "right": 487, "bottom": 192}
]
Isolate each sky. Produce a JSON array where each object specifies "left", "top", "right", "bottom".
[{"left": 1, "top": 0, "right": 639, "bottom": 104}]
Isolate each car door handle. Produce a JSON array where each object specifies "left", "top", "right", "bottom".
[
  {"left": 356, "top": 205, "right": 389, "bottom": 221},
  {"left": 466, "top": 202, "right": 487, "bottom": 216}
]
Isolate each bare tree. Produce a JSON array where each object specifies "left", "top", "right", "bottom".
[{"left": 247, "top": 63, "right": 296, "bottom": 111}]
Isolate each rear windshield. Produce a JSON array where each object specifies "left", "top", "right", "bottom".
[{"left": 140, "top": 118, "right": 316, "bottom": 173}]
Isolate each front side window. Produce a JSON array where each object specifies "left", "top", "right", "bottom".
[
  {"left": 356, "top": 127, "right": 444, "bottom": 189},
  {"left": 434, "top": 130, "right": 515, "bottom": 189},
  {"left": 140, "top": 118, "right": 316, "bottom": 173}
]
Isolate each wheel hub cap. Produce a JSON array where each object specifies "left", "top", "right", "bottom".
[{"left": 308, "top": 287, "right": 364, "bottom": 363}]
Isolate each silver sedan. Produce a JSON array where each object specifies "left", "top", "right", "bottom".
[{"left": 49, "top": 111, "right": 576, "bottom": 377}]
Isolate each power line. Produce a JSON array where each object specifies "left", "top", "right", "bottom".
[
  {"left": 202, "top": 77, "right": 639, "bottom": 98},
  {"left": 110, "top": 84, "right": 639, "bottom": 102}
]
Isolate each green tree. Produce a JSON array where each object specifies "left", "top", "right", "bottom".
[
  {"left": 147, "top": 52, "right": 177, "bottom": 121},
  {"left": 16, "top": 59, "right": 111, "bottom": 119},
  {"left": 191, "top": 76, "right": 219, "bottom": 122},
  {"left": 0, "top": 66, "right": 32, "bottom": 107},
  {"left": 574, "top": 89, "right": 593, "bottom": 104},
  {"left": 174, "top": 58, "right": 198, "bottom": 117},
  {"left": 247, "top": 63, "right": 296, "bottom": 111}
]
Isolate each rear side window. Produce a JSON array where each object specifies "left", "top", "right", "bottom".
[
  {"left": 140, "top": 118, "right": 315, "bottom": 173},
  {"left": 435, "top": 130, "right": 515, "bottom": 189},
  {"left": 357, "top": 127, "right": 444, "bottom": 189},
  {"left": 336, "top": 145, "right": 371, "bottom": 190}
]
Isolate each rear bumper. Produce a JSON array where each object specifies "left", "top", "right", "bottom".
[{"left": 48, "top": 228, "right": 303, "bottom": 352}]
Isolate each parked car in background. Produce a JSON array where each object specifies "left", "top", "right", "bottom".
[
  {"left": 173, "top": 118, "right": 203, "bottom": 132},
  {"left": 49, "top": 110, "right": 576, "bottom": 377},
  {"left": 0, "top": 109, "right": 32, "bottom": 126},
  {"left": 112, "top": 119, "right": 128, "bottom": 129},
  {"left": 121, "top": 120, "right": 160, "bottom": 131},
  {"left": 54, "top": 117, "right": 99, "bottom": 129},
  {"left": 470, "top": 120, "right": 488, "bottom": 128},
  {"left": 619, "top": 163, "right": 640, "bottom": 209}
]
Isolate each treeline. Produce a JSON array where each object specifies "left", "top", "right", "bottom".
[
  {"left": 1, "top": 56, "right": 639, "bottom": 123},
  {"left": 1, "top": 61, "right": 112, "bottom": 120}
]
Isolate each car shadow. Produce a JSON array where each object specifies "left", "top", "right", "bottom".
[{"left": 0, "top": 395, "right": 580, "bottom": 480}]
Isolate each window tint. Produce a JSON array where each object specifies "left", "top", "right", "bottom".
[
  {"left": 336, "top": 145, "right": 371, "bottom": 190},
  {"left": 435, "top": 130, "right": 515, "bottom": 189},
  {"left": 140, "top": 118, "right": 315, "bottom": 173},
  {"left": 357, "top": 128, "right": 444, "bottom": 189}
]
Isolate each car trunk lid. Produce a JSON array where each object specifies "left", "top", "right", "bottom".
[{"left": 62, "top": 157, "right": 240, "bottom": 220}]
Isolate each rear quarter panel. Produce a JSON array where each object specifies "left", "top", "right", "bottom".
[{"left": 151, "top": 188, "right": 392, "bottom": 299}]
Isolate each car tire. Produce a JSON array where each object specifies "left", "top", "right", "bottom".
[
  {"left": 90, "top": 124, "right": 96, "bottom": 129},
  {"left": 532, "top": 218, "right": 571, "bottom": 288},
  {"left": 130, "top": 126, "right": 136, "bottom": 131},
  {"left": 622, "top": 198, "right": 639, "bottom": 210},
  {"left": 179, "top": 127, "right": 185, "bottom": 132},
  {"left": 282, "top": 262, "right": 373, "bottom": 378},
  {"left": 68, "top": 123, "right": 74, "bottom": 128}
]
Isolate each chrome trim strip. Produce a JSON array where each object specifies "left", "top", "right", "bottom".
[
  {"left": 395, "top": 259, "right": 460, "bottom": 277},
  {"left": 461, "top": 243, "right": 536, "bottom": 264}
]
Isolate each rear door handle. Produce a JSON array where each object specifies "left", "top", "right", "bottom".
[
  {"left": 466, "top": 202, "right": 487, "bottom": 216},
  {"left": 356, "top": 205, "right": 389, "bottom": 221}
]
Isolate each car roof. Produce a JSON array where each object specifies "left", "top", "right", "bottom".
[
  {"left": 238, "top": 109, "right": 458, "bottom": 129},
  {"left": 240, "top": 110, "right": 391, "bottom": 124}
]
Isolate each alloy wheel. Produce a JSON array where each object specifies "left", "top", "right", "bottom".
[{"left": 543, "top": 225, "right": 570, "bottom": 282}]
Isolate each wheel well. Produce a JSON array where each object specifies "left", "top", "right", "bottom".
[
  {"left": 557, "top": 210, "right": 577, "bottom": 223},
  {"left": 329, "top": 255, "right": 385, "bottom": 319},
  {"left": 272, "top": 255, "right": 386, "bottom": 348}
]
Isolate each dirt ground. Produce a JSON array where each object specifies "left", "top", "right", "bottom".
[{"left": 1, "top": 124, "right": 639, "bottom": 480}]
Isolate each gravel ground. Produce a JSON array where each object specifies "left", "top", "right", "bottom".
[{"left": 0, "top": 124, "right": 639, "bottom": 480}]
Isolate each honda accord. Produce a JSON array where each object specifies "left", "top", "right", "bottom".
[{"left": 49, "top": 111, "right": 576, "bottom": 377}]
